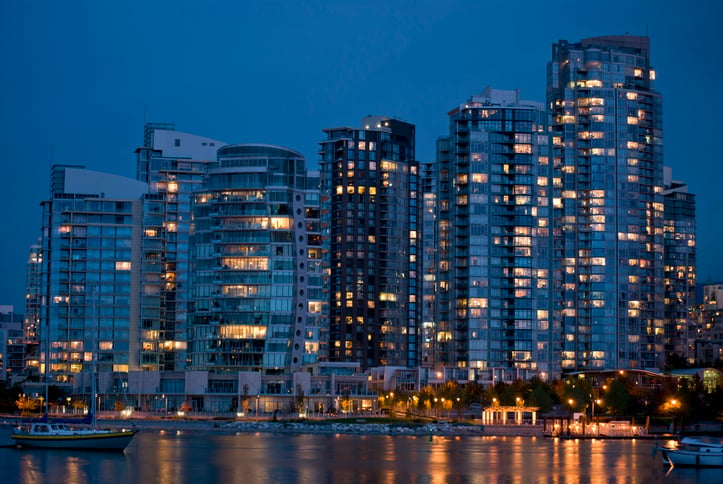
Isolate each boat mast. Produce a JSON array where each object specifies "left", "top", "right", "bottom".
[
  {"left": 90, "top": 285, "right": 98, "bottom": 429},
  {"left": 44, "top": 305, "right": 50, "bottom": 417}
]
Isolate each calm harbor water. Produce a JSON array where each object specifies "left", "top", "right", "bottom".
[{"left": 1, "top": 428, "right": 721, "bottom": 483}]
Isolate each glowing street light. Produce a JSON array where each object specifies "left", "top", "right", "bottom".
[{"left": 592, "top": 398, "right": 602, "bottom": 422}]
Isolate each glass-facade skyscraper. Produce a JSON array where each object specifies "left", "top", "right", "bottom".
[
  {"left": 23, "top": 243, "right": 42, "bottom": 379},
  {"left": 436, "top": 88, "right": 558, "bottom": 382},
  {"left": 188, "top": 144, "right": 323, "bottom": 374},
  {"left": 547, "top": 36, "right": 665, "bottom": 371},
  {"left": 421, "top": 161, "right": 438, "bottom": 369},
  {"left": 39, "top": 165, "right": 148, "bottom": 393},
  {"left": 135, "top": 123, "right": 227, "bottom": 371},
  {"left": 320, "top": 117, "right": 421, "bottom": 369},
  {"left": 662, "top": 167, "right": 696, "bottom": 364}
]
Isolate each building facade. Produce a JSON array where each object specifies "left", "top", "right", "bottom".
[
  {"left": 662, "top": 167, "right": 696, "bottom": 364},
  {"left": 436, "top": 87, "right": 558, "bottom": 383},
  {"left": 320, "top": 117, "right": 422, "bottom": 369},
  {"left": 547, "top": 36, "right": 665, "bottom": 371},
  {"left": 692, "top": 284, "right": 723, "bottom": 366},
  {"left": 188, "top": 144, "right": 324, "bottom": 375},
  {"left": 0, "top": 306, "right": 24, "bottom": 383},
  {"left": 135, "top": 123, "right": 227, "bottom": 372},
  {"left": 421, "top": 161, "right": 437, "bottom": 369},
  {"left": 23, "top": 243, "right": 42, "bottom": 379},
  {"left": 38, "top": 165, "right": 148, "bottom": 396}
]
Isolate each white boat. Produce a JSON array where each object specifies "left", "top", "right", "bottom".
[
  {"left": 659, "top": 437, "right": 723, "bottom": 467},
  {"left": 11, "top": 422, "right": 136, "bottom": 450}
]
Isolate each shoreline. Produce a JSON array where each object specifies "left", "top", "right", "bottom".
[
  {"left": 100, "top": 418, "right": 543, "bottom": 437},
  {"left": 3, "top": 415, "right": 690, "bottom": 439}
]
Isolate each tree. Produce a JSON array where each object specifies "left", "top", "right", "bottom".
[
  {"left": 241, "top": 383, "right": 249, "bottom": 413},
  {"left": 556, "top": 376, "right": 592, "bottom": 413},
  {"left": 295, "top": 384, "right": 305, "bottom": 414},
  {"left": 16, "top": 395, "right": 40, "bottom": 415},
  {"left": 417, "top": 386, "right": 434, "bottom": 415},
  {"left": 603, "top": 378, "right": 632, "bottom": 416},
  {"left": 462, "top": 381, "right": 484, "bottom": 407},
  {"left": 529, "top": 385, "right": 554, "bottom": 413}
]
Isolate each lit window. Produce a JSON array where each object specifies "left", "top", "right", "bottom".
[{"left": 115, "top": 261, "right": 131, "bottom": 271}]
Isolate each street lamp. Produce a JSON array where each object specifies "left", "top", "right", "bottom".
[
  {"left": 669, "top": 398, "right": 682, "bottom": 432},
  {"left": 591, "top": 399, "right": 601, "bottom": 422},
  {"left": 256, "top": 395, "right": 260, "bottom": 418}
]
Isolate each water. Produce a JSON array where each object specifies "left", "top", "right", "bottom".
[{"left": 1, "top": 429, "right": 721, "bottom": 483}]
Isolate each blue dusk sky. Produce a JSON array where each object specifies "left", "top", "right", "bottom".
[{"left": 1, "top": 0, "right": 721, "bottom": 310}]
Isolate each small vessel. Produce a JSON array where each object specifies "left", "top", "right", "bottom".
[
  {"left": 11, "top": 422, "right": 136, "bottom": 451},
  {"left": 12, "top": 289, "right": 136, "bottom": 451},
  {"left": 659, "top": 437, "right": 723, "bottom": 467}
]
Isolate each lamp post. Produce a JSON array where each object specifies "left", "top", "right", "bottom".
[
  {"left": 256, "top": 395, "right": 260, "bottom": 418},
  {"left": 567, "top": 399, "right": 575, "bottom": 437},
  {"left": 669, "top": 398, "right": 681, "bottom": 433},
  {"left": 591, "top": 398, "right": 598, "bottom": 422}
]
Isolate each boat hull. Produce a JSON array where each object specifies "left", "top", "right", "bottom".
[
  {"left": 11, "top": 431, "right": 136, "bottom": 451},
  {"left": 661, "top": 448, "right": 723, "bottom": 467}
]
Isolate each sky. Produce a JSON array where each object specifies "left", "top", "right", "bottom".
[{"left": 1, "top": 0, "right": 722, "bottom": 311}]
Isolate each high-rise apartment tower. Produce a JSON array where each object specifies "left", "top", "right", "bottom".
[
  {"left": 436, "top": 88, "right": 558, "bottom": 382},
  {"left": 547, "top": 36, "right": 665, "bottom": 370},
  {"left": 320, "top": 117, "right": 421, "bottom": 369}
]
